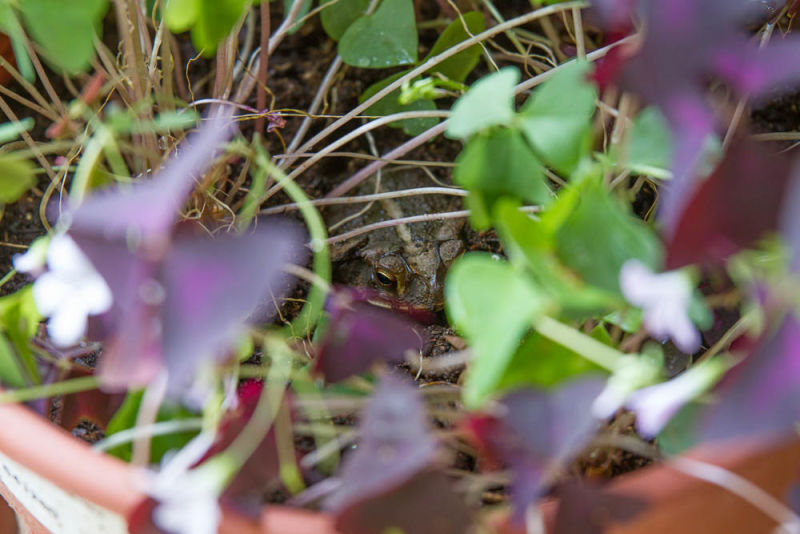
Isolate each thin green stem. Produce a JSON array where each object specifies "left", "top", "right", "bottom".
[
  {"left": 252, "top": 144, "right": 331, "bottom": 338},
  {"left": 534, "top": 315, "right": 622, "bottom": 371},
  {"left": 0, "top": 376, "right": 99, "bottom": 403}
]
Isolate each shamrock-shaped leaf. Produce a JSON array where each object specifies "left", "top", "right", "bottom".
[
  {"left": 453, "top": 128, "right": 550, "bottom": 229},
  {"left": 339, "top": 0, "right": 417, "bottom": 68},
  {"left": 446, "top": 67, "right": 518, "bottom": 139},
  {"left": 555, "top": 179, "right": 662, "bottom": 293},
  {"left": 18, "top": 0, "right": 109, "bottom": 74},
  {"left": 519, "top": 61, "right": 597, "bottom": 175},
  {"left": 321, "top": 0, "right": 370, "bottom": 41},
  {"left": 445, "top": 253, "right": 547, "bottom": 407}
]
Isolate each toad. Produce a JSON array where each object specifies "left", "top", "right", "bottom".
[{"left": 326, "top": 169, "right": 465, "bottom": 311}]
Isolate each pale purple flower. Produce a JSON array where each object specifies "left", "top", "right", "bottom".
[
  {"left": 619, "top": 259, "right": 700, "bottom": 353},
  {"left": 15, "top": 234, "right": 112, "bottom": 347},
  {"left": 147, "top": 433, "right": 222, "bottom": 534},
  {"left": 626, "top": 358, "right": 727, "bottom": 437}
]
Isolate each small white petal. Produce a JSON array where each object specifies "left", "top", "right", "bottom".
[
  {"left": 46, "top": 234, "right": 94, "bottom": 275},
  {"left": 32, "top": 272, "right": 70, "bottom": 316},
  {"left": 80, "top": 274, "right": 113, "bottom": 314},
  {"left": 13, "top": 248, "right": 46, "bottom": 274},
  {"left": 47, "top": 300, "right": 90, "bottom": 347},
  {"left": 626, "top": 359, "right": 724, "bottom": 437},
  {"left": 619, "top": 259, "right": 701, "bottom": 353}
]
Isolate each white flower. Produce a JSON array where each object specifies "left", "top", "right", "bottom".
[
  {"left": 22, "top": 234, "right": 112, "bottom": 347},
  {"left": 625, "top": 358, "right": 727, "bottom": 437},
  {"left": 592, "top": 353, "right": 662, "bottom": 419},
  {"left": 619, "top": 259, "right": 700, "bottom": 353},
  {"left": 147, "top": 433, "right": 222, "bottom": 534}
]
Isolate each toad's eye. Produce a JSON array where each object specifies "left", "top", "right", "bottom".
[{"left": 374, "top": 268, "right": 396, "bottom": 287}]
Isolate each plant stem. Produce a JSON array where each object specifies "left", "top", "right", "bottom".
[
  {"left": 0, "top": 375, "right": 99, "bottom": 403},
  {"left": 533, "top": 315, "right": 622, "bottom": 371},
  {"left": 252, "top": 144, "right": 331, "bottom": 338}
]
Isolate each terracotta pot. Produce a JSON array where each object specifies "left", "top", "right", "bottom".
[{"left": 0, "top": 401, "right": 797, "bottom": 534}]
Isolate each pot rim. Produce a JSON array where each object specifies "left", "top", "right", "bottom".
[{"left": 0, "top": 402, "right": 797, "bottom": 534}]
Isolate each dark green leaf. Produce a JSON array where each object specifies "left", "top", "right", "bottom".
[
  {"left": 423, "top": 12, "right": 485, "bottom": 82},
  {"left": 626, "top": 107, "right": 673, "bottom": 179},
  {"left": 0, "top": 154, "right": 35, "bottom": 203},
  {"left": 446, "top": 67, "right": 518, "bottom": 140},
  {"left": 495, "top": 198, "right": 619, "bottom": 314},
  {"left": 105, "top": 390, "right": 198, "bottom": 462},
  {"left": 519, "top": 61, "right": 596, "bottom": 175},
  {"left": 19, "top": 0, "right": 109, "bottom": 74},
  {"left": 453, "top": 128, "right": 549, "bottom": 229},
  {"left": 321, "top": 0, "right": 369, "bottom": 41},
  {"left": 0, "top": 333, "right": 25, "bottom": 388},
  {"left": 446, "top": 253, "right": 547, "bottom": 407},
  {"left": 555, "top": 180, "right": 662, "bottom": 293},
  {"left": 496, "top": 325, "right": 608, "bottom": 392},
  {"left": 360, "top": 71, "right": 439, "bottom": 136},
  {"left": 339, "top": 0, "right": 417, "bottom": 68}
]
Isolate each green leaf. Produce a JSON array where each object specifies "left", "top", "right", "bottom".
[
  {"left": 105, "top": 390, "right": 198, "bottom": 462},
  {"left": 519, "top": 61, "right": 596, "bottom": 175},
  {"left": 0, "top": 286, "right": 40, "bottom": 383},
  {"left": 494, "top": 200, "right": 619, "bottom": 314},
  {"left": 0, "top": 2, "right": 34, "bottom": 81},
  {"left": 445, "top": 253, "right": 547, "bottom": 407},
  {"left": 164, "top": 0, "right": 249, "bottom": 56},
  {"left": 339, "top": 0, "right": 417, "bottom": 68},
  {"left": 626, "top": 107, "right": 673, "bottom": 179},
  {"left": 423, "top": 12, "right": 485, "bottom": 83},
  {"left": 320, "top": 0, "right": 369, "bottom": 41},
  {"left": 18, "top": 0, "right": 109, "bottom": 75},
  {"left": 496, "top": 325, "right": 608, "bottom": 392},
  {"left": 284, "top": 0, "right": 313, "bottom": 34},
  {"left": 555, "top": 180, "right": 662, "bottom": 293},
  {"left": 453, "top": 128, "right": 549, "bottom": 229},
  {"left": 0, "top": 154, "right": 35, "bottom": 203},
  {"left": 360, "top": 70, "right": 439, "bottom": 136},
  {"left": 0, "top": 334, "right": 25, "bottom": 388},
  {"left": 0, "top": 118, "right": 34, "bottom": 144},
  {"left": 446, "top": 67, "right": 518, "bottom": 139}
]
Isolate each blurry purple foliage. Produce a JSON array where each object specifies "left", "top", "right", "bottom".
[
  {"left": 67, "top": 113, "right": 304, "bottom": 396},
  {"left": 325, "top": 374, "right": 470, "bottom": 534},
  {"left": 466, "top": 378, "right": 605, "bottom": 521},
  {"left": 313, "top": 288, "right": 427, "bottom": 383},
  {"left": 666, "top": 137, "right": 794, "bottom": 268},
  {"left": 589, "top": 0, "right": 800, "bottom": 232}
]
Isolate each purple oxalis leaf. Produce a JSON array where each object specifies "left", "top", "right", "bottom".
[
  {"left": 666, "top": 137, "right": 794, "bottom": 269},
  {"left": 553, "top": 482, "right": 648, "bottom": 534},
  {"left": 314, "top": 288, "right": 426, "bottom": 383},
  {"left": 69, "top": 112, "right": 236, "bottom": 242},
  {"left": 702, "top": 316, "right": 800, "bottom": 443},
  {"left": 326, "top": 374, "right": 438, "bottom": 510},
  {"left": 326, "top": 374, "right": 471, "bottom": 534},
  {"left": 67, "top": 113, "right": 304, "bottom": 396},
  {"left": 591, "top": 0, "right": 800, "bottom": 232},
  {"left": 466, "top": 377, "right": 605, "bottom": 521}
]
